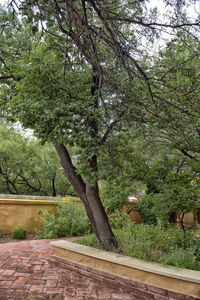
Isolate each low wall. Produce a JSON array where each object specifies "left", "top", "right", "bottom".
[
  {"left": 0, "top": 194, "right": 77, "bottom": 234},
  {"left": 50, "top": 240, "right": 200, "bottom": 299}
]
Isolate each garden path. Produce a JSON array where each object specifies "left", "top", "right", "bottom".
[{"left": 0, "top": 238, "right": 134, "bottom": 300}]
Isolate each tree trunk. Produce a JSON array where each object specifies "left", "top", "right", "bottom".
[
  {"left": 55, "top": 144, "right": 118, "bottom": 250},
  {"left": 52, "top": 173, "right": 56, "bottom": 197}
]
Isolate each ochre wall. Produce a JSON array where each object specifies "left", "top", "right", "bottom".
[
  {"left": 122, "top": 201, "right": 195, "bottom": 226},
  {"left": 0, "top": 195, "right": 196, "bottom": 234},
  {"left": 122, "top": 202, "right": 143, "bottom": 224},
  {"left": 0, "top": 199, "right": 58, "bottom": 234}
]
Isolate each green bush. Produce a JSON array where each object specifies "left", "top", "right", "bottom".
[
  {"left": 0, "top": 229, "right": 3, "bottom": 238},
  {"left": 12, "top": 228, "right": 27, "bottom": 239},
  {"left": 109, "top": 210, "right": 131, "bottom": 229},
  {"left": 161, "top": 248, "right": 199, "bottom": 270},
  {"left": 136, "top": 195, "right": 157, "bottom": 225},
  {"left": 76, "top": 233, "right": 101, "bottom": 249},
  {"left": 76, "top": 222, "right": 200, "bottom": 271},
  {"left": 36, "top": 201, "right": 92, "bottom": 239}
]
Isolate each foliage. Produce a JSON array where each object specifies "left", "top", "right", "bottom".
[
  {"left": 137, "top": 155, "right": 200, "bottom": 228},
  {"left": 0, "top": 229, "right": 3, "bottom": 238},
  {"left": 136, "top": 196, "right": 157, "bottom": 225},
  {"left": 108, "top": 211, "right": 131, "bottom": 230},
  {"left": 36, "top": 201, "right": 92, "bottom": 239},
  {"left": 12, "top": 227, "right": 27, "bottom": 239},
  {"left": 0, "top": 125, "right": 74, "bottom": 196},
  {"left": 76, "top": 223, "right": 200, "bottom": 271},
  {"left": 76, "top": 234, "right": 102, "bottom": 250},
  {"left": 1, "top": 2, "right": 200, "bottom": 248}
]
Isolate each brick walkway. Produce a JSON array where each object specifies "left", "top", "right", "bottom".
[{"left": 0, "top": 239, "right": 135, "bottom": 300}]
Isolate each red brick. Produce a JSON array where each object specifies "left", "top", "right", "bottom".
[
  {"left": 12, "top": 290, "right": 28, "bottom": 298},
  {"left": 64, "top": 286, "right": 77, "bottom": 297},
  {"left": 78, "top": 268, "right": 91, "bottom": 278},
  {"left": 0, "top": 281, "right": 13, "bottom": 288},
  {"left": 29, "top": 284, "right": 44, "bottom": 293},
  {"left": 148, "top": 285, "right": 167, "bottom": 296},
  {"left": 131, "top": 280, "right": 148, "bottom": 290},
  {"left": 2, "top": 269, "right": 15, "bottom": 276},
  {"left": 93, "top": 269, "right": 110, "bottom": 278},
  {"left": 42, "top": 275, "right": 57, "bottom": 280},
  {"left": 118, "top": 282, "right": 134, "bottom": 292},
  {"left": 11, "top": 283, "right": 31, "bottom": 290},
  {"left": 131, "top": 287, "right": 155, "bottom": 299},
  {"left": 104, "top": 277, "right": 117, "bottom": 286},
  {"left": 64, "top": 296, "right": 71, "bottom": 300},
  {"left": 14, "top": 272, "right": 30, "bottom": 277},
  {"left": 49, "top": 294, "right": 63, "bottom": 300},
  {"left": 77, "top": 289, "right": 92, "bottom": 296},
  {"left": 64, "top": 264, "right": 79, "bottom": 273},
  {"left": 0, "top": 296, "right": 9, "bottom": 300},
  {"left": 45, "top": 280, "right": 58, "bottom": 287},
  {"left": 28, "top": 293, "right": 49, "bottom": 300},
  {"left": 130, "top": 294, "right": 146, "bottom": 300},
  {"left": 91, "top": 273, "right": 104, "bottom": 282},
  {"left": 27, "top": 279, "right": 45, "bottom": 285},
  {"left": 33, "top": 264, "right": 42, "bottom": 270},
  {"left": 32, "top": 261, "right": 44, "bottom": 265},
  {"left": 0, "top": 275, "right": 13, "bottom": 281},
  {"left": 82, "top": 297, "right": 97, "bottom": 300},
  {"left": 167, "top": 291, "right": 186, "bottom": 300},
  {"left": 76, "top": 282, "right": 91, "bottom": 289},
  {"left": 111, "top": 293, "right": 133, "bottom": 299},
  {"left": 15, "top": 277, "right": 28, "bottom": 284},
  {"left": 154, "top": 294, "right": 168, "bottom": 300},
  {"left": 184, "top": 297, "right": 200, "bottom": 300},
  {"left": 0, "top": 288, "right": 14, "bottom": 295},
  {"left": 44, "top": 287, "right": 64, "bottom": 293}
]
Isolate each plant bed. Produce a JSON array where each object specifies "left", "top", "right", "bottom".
[{"left": 50, "top": 240, "right": 200, "bottom": 299}]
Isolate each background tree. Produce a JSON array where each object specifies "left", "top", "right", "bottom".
[{"left": 0, "top": 124, "right": 73, "bottom": 196}]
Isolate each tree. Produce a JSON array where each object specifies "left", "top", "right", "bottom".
[
  {"left": 0, "top": 124, "right": 73, "bottom": 196},
  {"left": 1, "top": 1, "right": 200, "bottom": 249}
]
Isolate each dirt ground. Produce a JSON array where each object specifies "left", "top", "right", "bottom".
[{"left": 0, "top": 233, "right": 37, "bottom": 244}]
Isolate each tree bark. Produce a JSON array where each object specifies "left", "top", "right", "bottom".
[{"left": 55, "top": 144, "right": 118, "bottom": 249}]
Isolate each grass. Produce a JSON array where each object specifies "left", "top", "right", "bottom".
[{"left": 76, "top": 222, "right": 200, "bottom": 271}]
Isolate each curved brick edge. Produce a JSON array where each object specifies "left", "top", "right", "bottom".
[{"left": 49, "top": 255, "right": 199, "bottom": 300}]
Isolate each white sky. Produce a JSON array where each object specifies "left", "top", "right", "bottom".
[{"left": 0, "top": 0, "right": 199, "bottom": 20}]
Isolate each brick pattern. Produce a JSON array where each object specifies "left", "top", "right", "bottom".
[
  {"left": 49, "top": 255, "right": 200, "bottom": 300},
  {"left": 0, "top": 239, "right": 199, "bottom": 300}
]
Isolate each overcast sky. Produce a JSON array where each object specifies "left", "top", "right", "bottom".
[{"left": 0, "top": 0, "right": 199, "bottom": 18}]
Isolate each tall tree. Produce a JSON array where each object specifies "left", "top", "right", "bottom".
[{"left": 1, "top": 1, "right": 200, "bottom": 248}]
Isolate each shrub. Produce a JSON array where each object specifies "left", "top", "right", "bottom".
[
  {"left": 12, "top": 228, "right": 27, "bottom": 239},
  {"left": 136, "top": 195, "right": 157, "bottom": 225},
  {"left": 75, "top": 222, "right": 200, "bottom": 271},
  {"left": 161, "top": 248, "right": 200, "bottom": 271},
  {"left": 36, "top": 210, "right": 59, "bottom": 239},
  {"left": 36, "top": 201, "right": 92, "bottom": 239},
  {"left": 109, "top": 210, "right": 131, "bottom": 230},
  {"left": 0, "top": 229, "right": 3, "bottom": 238},
  {"left": 76, "top": 234, "right": 101, "bottom": 249}
]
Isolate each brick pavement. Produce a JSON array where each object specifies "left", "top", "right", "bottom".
[{"left": 0, "top": 238, "right": 137, "bottom": 300}]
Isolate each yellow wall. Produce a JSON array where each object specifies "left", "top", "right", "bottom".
[
  {"left": 122, "top": 201, "right": 195, "bottom": 226},
  {"left": 0, "top": 195, "right": 196, "bottom": 234},
  {"left": 0, "top": 199, "right": 58, "bottom": 234},
  {"left": 122, "top": 202, "right": 143, "bottom": 224}
]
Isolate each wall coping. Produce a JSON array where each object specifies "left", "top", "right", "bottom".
[
  {"left": 50, "top": 240, "right": 200, "bottom": 284},
  {"left": 0, "top": 194, "right": 63, "bottom": 201}
]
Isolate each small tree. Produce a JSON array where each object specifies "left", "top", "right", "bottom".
[{"left": 147, "top": 172, "right": 200, "bottom": 230}]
